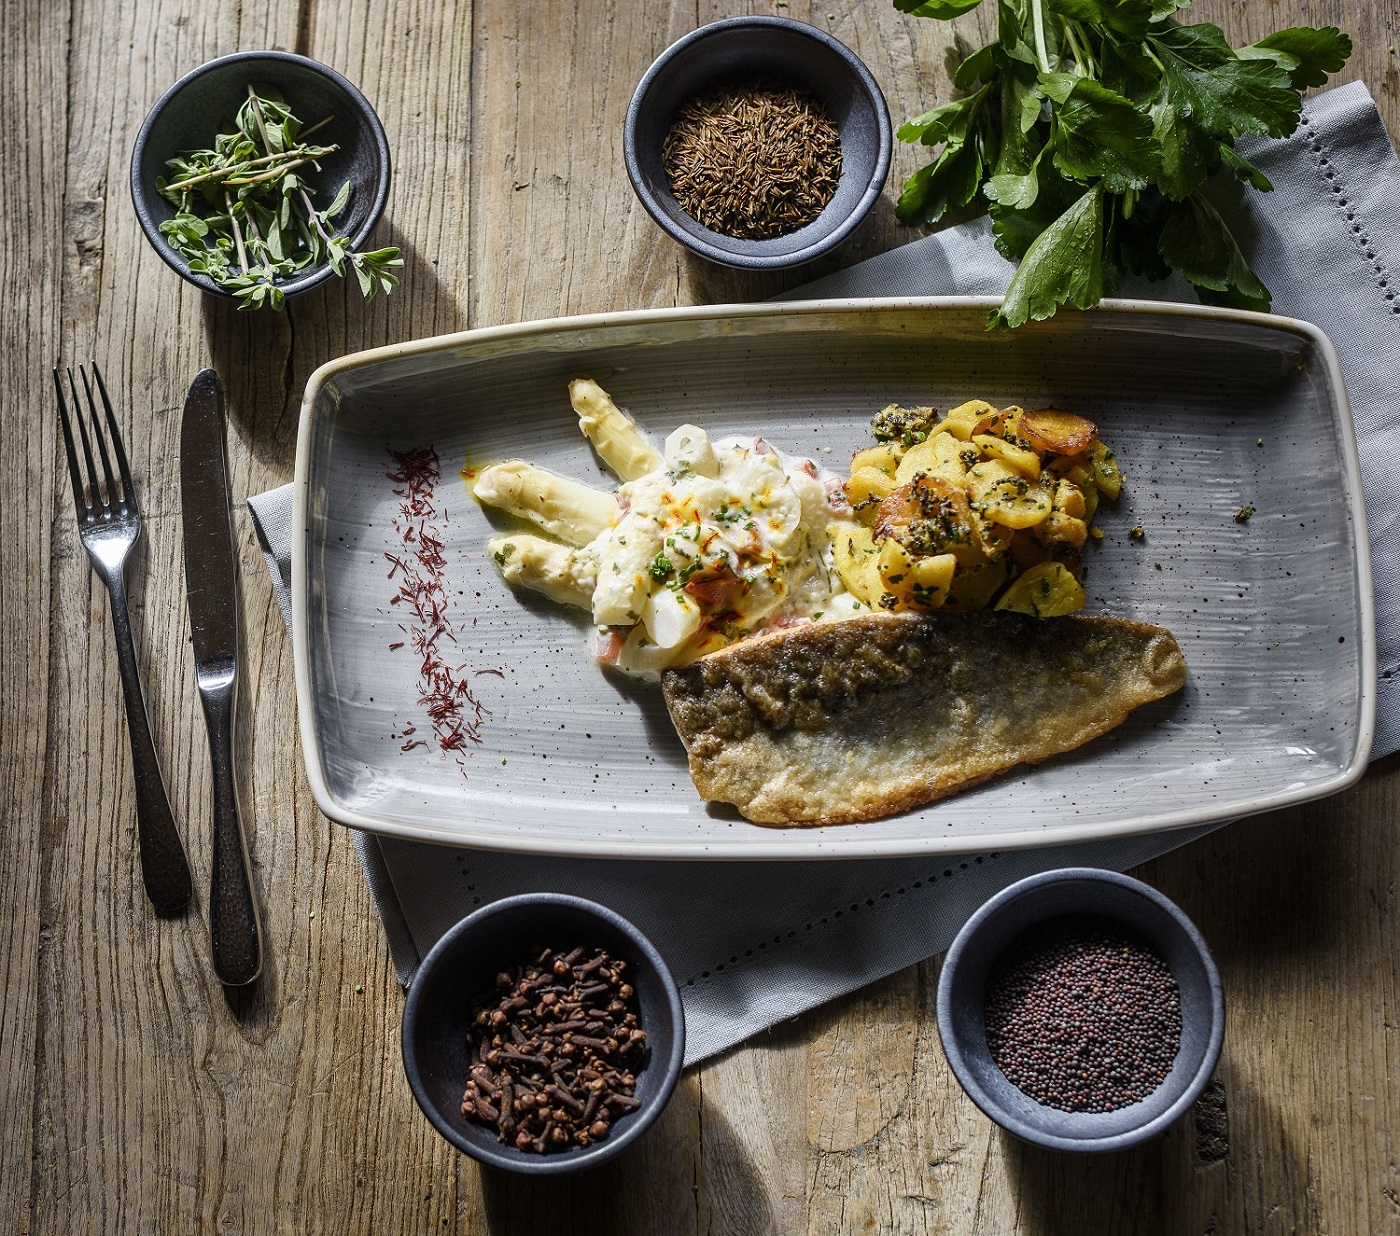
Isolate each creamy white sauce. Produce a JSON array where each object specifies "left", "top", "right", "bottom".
[{"left": 585, "top": 425, "right": 862, "bottom": 673}]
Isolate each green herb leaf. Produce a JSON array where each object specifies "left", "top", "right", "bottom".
[
  {"left": 898, "top": 135, "right": 986, "bottom": 225},
  {"left": 1046, "top": 0, "right": 1156, "bottom": 39},
  {"left": 990, "top": 183, "right": 1104, "bottom": 329},
  {"left": 1146, "top": 24, "right": 1300, "bottom": 139},
  {"left": 1238, "top": 27, "right": 1352, "bottom": 90},
  {"left": 1047, "top": 77, "right": 1159, "bottom": 193},
  {"left": 1217, "top": 144, "right": 1272, "bottom": 192},
  {"left": 1150, "top": 93, "right": 1215, "bottom": 200},
  {"left": 893, "top": 0, "right": 985, "bottom": 17},
  {"left": 1158, "top": 190, "right": 1271, "bottom": 309}
]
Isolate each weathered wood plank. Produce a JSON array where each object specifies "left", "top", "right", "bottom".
[{"left": 0, "top": 0, "right": 69, "bottom": 1229}]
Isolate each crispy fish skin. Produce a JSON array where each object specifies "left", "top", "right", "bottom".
[{"left": 660, "top": 612, "right": 1187, "bottom": 826}]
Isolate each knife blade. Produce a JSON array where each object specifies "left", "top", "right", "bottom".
[{"left": 181, "top": 368, "right": 263, "bottom": 986}]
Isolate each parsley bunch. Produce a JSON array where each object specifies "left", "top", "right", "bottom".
[
  {"left": 157, "top": 86, "right": 402, "bottom": 311},
  {"left": 893, "top": 0, "right": 1351, "bottom": 329}
]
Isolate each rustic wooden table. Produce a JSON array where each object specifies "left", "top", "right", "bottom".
[{"left": 4, "top": 1, "right": 1397, "bottom": 1232}]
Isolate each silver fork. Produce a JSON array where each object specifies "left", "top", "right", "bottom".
[{"left": 55, "top": 363, "right": 193, "bottom": 914}]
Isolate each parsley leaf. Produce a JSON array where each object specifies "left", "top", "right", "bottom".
[
  {"left": 991, "top": 183, "right": 1104, "bottom": 330},
  {"left": 891, "top": 0, "right": 1350, "bottom": 327}
]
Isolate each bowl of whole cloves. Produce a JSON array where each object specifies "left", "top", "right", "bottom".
[{"left": 400, "top": 893, "right": 685, "bottom": 1174}]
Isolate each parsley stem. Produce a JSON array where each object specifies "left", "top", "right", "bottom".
[{"left": 1030, "top": 0, "right": 1052, "bottom": 73}]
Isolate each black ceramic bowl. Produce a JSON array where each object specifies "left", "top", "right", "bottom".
[
  {"left": 130, "top": 51, "right": 391, "bottom": 301},
  {"left": 937, "top": 868, "right": 1224, "bottom": 1153},
  {"left": 624, "top": 16, "right": 891, "bottom": 269},
  {"left": 401, "top": 893, "right": 685, "bottom": 1175}
]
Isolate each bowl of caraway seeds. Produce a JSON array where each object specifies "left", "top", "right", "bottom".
[
  {"left": 936, "top": 868, "right": 1224, "bottom": 1153},
  {"left": 624, "top": 16, "right": 890, "bottom": 269},
  {"left": 401, "top": 893, "right": 685, "bottom": 1174}
]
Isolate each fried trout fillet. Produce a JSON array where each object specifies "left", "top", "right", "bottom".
[{"left": 660, "top": 611, "right": 1187, "bottom": 826}]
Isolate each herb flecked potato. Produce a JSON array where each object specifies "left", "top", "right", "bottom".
[{"left": 832, "top": 400, "right": 1121, "bottom": 615}]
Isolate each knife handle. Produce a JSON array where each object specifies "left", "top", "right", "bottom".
[{"left": 201, "top": 681, "right": 263, "bottom": 986}]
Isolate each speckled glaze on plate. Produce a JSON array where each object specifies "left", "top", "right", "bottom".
[{"left": 291, "top": 298, "right": 1375, "bottom": 860}]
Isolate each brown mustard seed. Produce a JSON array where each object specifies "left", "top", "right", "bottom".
[
  {"left": 661, "top": 77, "right": 843, "bottom": 240},
  {"left": 461, "top": 945, "right": 647, "bottom": 1152},
  {"left": 983, "top": 917, "right": 1182, "bottom": 1114}
]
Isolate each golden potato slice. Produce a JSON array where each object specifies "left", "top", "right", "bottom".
[
  {"left": 851, "top": 444, "right": 903, "bottom": 476},
  {"left": 831, "top": 523, "right": 883, "bottom": 605},
  {"left": 1020, "top": 408, "right": 1098, "bottom": 456},
  {"left": 873, "top": 475, "right": 983, "bottom": 566},
  {"left": 895, "top": 432, "right": 967, "bottom": 485},
  {"left": 845, "top": 466, "right": 898, "bottom": 518},
  {"left": 995, "top": 562, "right": 1086, "bottom": 616},
  {"left": 933, "top": 400, "right": 995, "bottom": 442},
  {"left": 972, "top": 432, "right": 1041, "bottom": 481},
  {"left": 1089, "top": 441, "right": 1123, "bottom": 500},
  {"left": 1052, "top": 478, "right": 1087, "bottom": 519},
  {"left": 966, "top": 460, "right": 1054, "bottom": 530},
  {"left": 1034, "top": 511, "right": 1089, "bottom": 548},
  {"left": 943, "top": 559, "right": 1008, "bottom": 611},
  {"left": 971, "top": 405, "right": 1024, "bottom": 440}
]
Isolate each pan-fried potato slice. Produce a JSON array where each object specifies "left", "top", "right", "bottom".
[
  {"left": 966, "top": 460, "right": 1054, "bottom": 529},
  {"left": 850, "top": 444, "right": 902, "bottom": 476},
  {"left": 569, "top": 378, "right": 664, "bottom": 480},
  {"left": 475, "top": 460, "right": 616, "bottom": 546},
  {"left": 831, "top": 523, "right": 883, "bottom": 605},
  {"left": 488, "top": 533, "right": 596, "bottom": 609},
  {"left": 1020, "top": 408, "right": 1098, "bottom": 457},
  {"left": 895, "top": 431, "right": 967, "bottom": 485},
  {"left": 933, "top": 399, "right": 996, "bottom": 441},
  {"left": 971, "top": 432, "right": 1041, "bottom": 481},
  {"left": 1089, "top": 440, "right": 1123, "bottom": 500},
  {"left": 845, "top": 466, "right": 898, "bottom": 516},
  {"left": 995, "top": 562, "right": 1085, "bottom": 616}
]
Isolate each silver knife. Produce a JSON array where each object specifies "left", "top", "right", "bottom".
[{"left": 181, "top": 369, "right": 263, "bottom": 986}]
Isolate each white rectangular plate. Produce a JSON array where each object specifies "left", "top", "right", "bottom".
[{"left": 293, "top": 298, "right": 1375, "bottom": 859}]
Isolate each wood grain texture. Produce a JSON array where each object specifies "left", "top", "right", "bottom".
[{"left": 5, "top": 0, "right": 1398, "bottom": 1231}]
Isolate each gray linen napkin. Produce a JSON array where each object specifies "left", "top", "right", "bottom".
[{"left": 249, "top": 81, "right": 1398, "bottom": 1066}]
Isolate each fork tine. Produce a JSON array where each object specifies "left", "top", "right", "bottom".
[
  {"left": 77, "top": 364, "right": 120, "bottom": 513},
  {"left": 65, "top": 367, "right": 104, "bottom": 512},
  {"left": 89, "top": 362, "right": 137, "bottom": 514},
  {"left": 53, "top": 367, "right": 90, "bottom": 515}
]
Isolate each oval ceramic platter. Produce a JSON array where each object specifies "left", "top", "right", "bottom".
[{"left": 292, "top": 298, "right": 1375, "bottom": 859}]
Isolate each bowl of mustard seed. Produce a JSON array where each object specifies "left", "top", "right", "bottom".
[
  {"left": 624, "top": 16, "right": 890, "bottom": 269},
  {"left": 936, "top": 868, "right": 1225, "bottom": 1154}
]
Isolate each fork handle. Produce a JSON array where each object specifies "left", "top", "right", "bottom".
[
  {"left": 105, "top": 570, "right": 194, "bottom": 914},
  {"left": 199, "top": 680, "right": 263, "bottom": 987}
]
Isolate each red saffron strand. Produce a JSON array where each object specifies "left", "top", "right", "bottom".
[{"left": 383, "top": 446, "right": 492, "bottom": 769}]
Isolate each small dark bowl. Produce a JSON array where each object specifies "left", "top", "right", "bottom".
[
  {"left": 624, "top": 16, "right": 891, "bottom": 269},
  {"left": 937, "top": 868, "right": 1224, "bottom": 1153},
  {"left": 401, "top": 893, "right": 685, "bottom": 1175},
  {"left": 130, "top": 51, "right": 391, "bottom": 301}
]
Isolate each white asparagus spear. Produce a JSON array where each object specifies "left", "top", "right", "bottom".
[
  {"left": 569, "top": 378, "right": 664, "bottom": 481},
  {"left": 474, "top": 459, "right": 615, "bottom": 547},
  {"left": 487, "top": 533, "right": 596, "bottom": 609}
]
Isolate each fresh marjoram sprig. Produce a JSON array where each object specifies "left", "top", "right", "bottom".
[
  {"left": 157, "top": 86, "right": 402, "bottom": 311},
  {"left": 893, "top": 0, "right": 1351, "bottom": 329}
]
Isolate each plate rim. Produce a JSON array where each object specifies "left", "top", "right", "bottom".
[{"left": 291, "top": 295, "right": 1377, "bottom": 860}]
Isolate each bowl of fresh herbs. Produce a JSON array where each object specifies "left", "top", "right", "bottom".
[
  {"left": 130, "top": 51, "right": 399, "bottom": 311},
  {"left": 889, "top": 0, "right": 1352, "bottom": 330}
]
